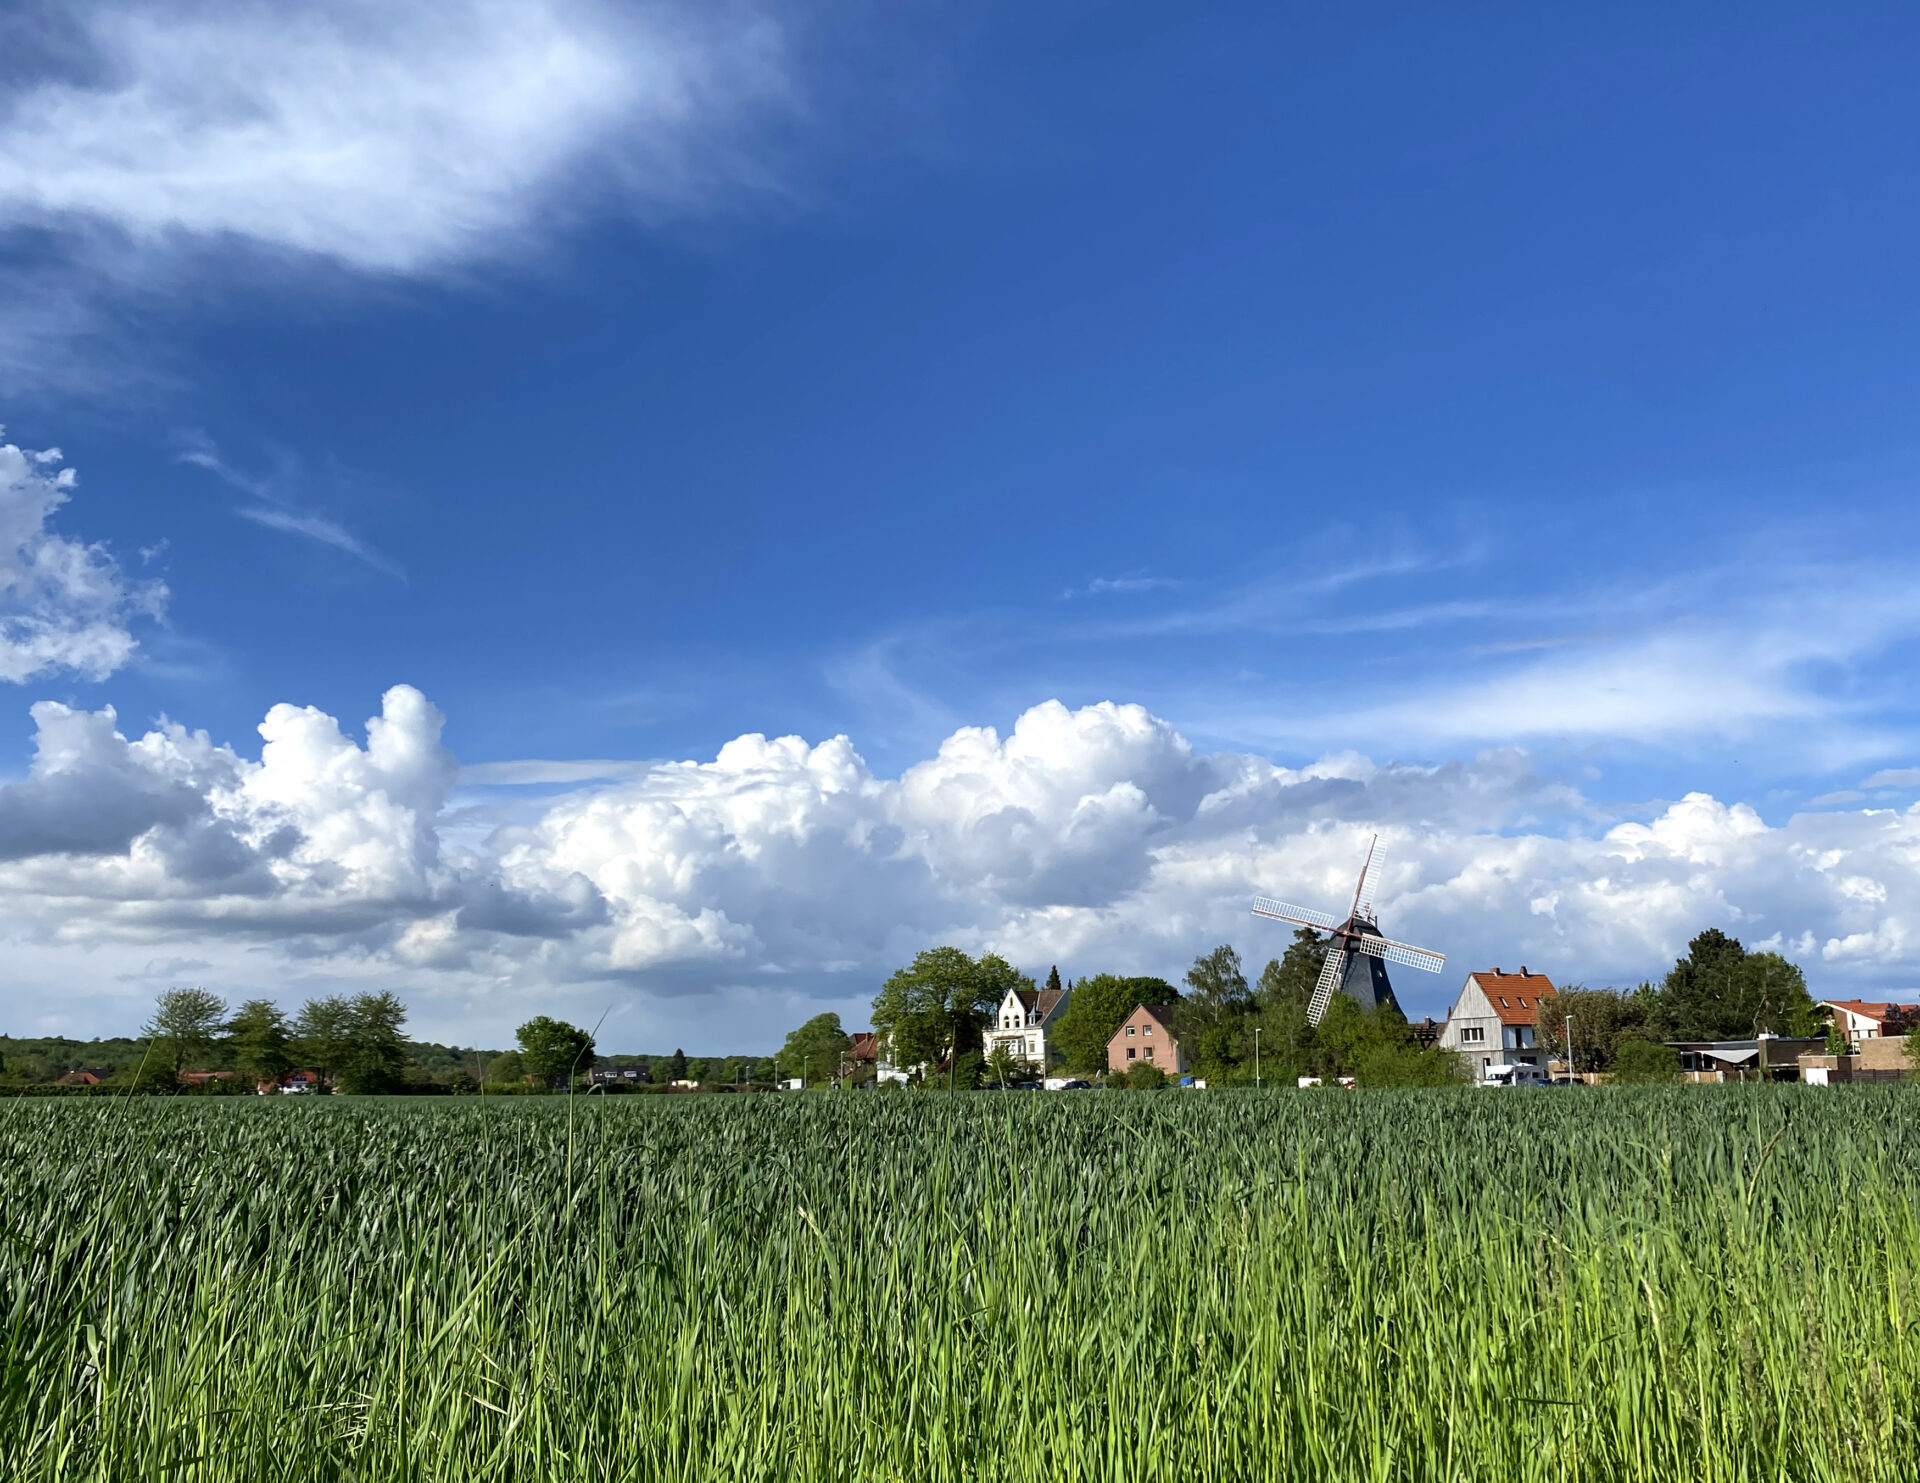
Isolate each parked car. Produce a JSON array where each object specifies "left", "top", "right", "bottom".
[{"left": 1054, "top": 1079, "right": 1091, "bottom": 1091}]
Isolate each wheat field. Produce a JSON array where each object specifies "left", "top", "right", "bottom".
[{"left": 2, "top": 1087, "right": 1914, "bottom": 1480}]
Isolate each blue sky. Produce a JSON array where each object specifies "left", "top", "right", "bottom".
[{"left": 3, "top": 2, "right": 1920, "bottom": 1047}]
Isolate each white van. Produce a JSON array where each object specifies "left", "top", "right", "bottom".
[{"left": 1479, "top": 1062, "right": 1549, "bottom": 1088}]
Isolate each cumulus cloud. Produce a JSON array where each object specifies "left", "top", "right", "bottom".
[
  {"left": 5, "top": 690, "right": 1920, "bottom": 1043},
  {"left": 0, "top": 434, "right": 161, "bottom": 682},
  {"left": 0, "top": 0, "right": 789, "bottom": 275}
]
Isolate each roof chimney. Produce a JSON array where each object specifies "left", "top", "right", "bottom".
[
  {"left": 1520, "top": 966, "right": 1529, "bottom": 976},
  {"left": 1492, "top": 966, "right": 1502, "bottom": 975}
]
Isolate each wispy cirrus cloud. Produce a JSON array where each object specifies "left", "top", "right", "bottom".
[
  {"left": 0, "top": 0, "right": 797, "bottom": 389},
  {"left": 0, "top": 0, "right": 791, "bottom": 274},
  {"left": 177, "top": 436, "right": 402, "bottom": 577}
]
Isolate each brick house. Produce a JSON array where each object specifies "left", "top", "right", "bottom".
[
  {"left": 1820, "top": 1000, "right": 1920, "bottom": 1044},
  {"left": 1107, "top": 1004, "right": 1187, "bottom": 1075},
  {"left": 1436, "top": 968, "right": 1558, "bottom": 1079}
]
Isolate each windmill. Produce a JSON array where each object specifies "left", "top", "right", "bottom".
[{"left": 1251, "top": 836, "right": 1446, "bottom": 1024}]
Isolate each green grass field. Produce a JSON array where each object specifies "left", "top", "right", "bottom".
[{"left": 3, "top": 1087, "right": 1915, "bottom": 1480}]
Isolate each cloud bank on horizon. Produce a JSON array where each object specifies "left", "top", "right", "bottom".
[{"left": 1, "top": 678, "right": 1917, "bottom": 1045}]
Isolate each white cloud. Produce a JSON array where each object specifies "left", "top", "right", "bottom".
[
  {"left": 0, "top": 0, "right": 789, "bottom": 275},
  {"left": 0, "top": 434, "right": 162, "bottom": 682},
  {"left": 7, "top": 690, "right": 1920, "bottom": 1044},
  {"left": 1863, "top": 768, "right": 1920, "bottom": 789}
]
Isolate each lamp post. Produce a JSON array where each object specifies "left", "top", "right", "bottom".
[
  {"left": 1254, "top": 1026, "right": 1261, "bottom": 1091},
  {"left": 1564, "top": 1013, "right": 1574, "bottom": 1087}
]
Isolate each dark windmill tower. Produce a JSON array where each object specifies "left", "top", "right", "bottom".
[{"left": 1251, "top": 835, "right": 1446, "bottom": 1023}]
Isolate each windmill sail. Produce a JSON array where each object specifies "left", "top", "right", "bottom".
[
  {"left": 1353, "top": 837, "right": 1386, "bottom": 922},
  {"left": 1251, "top": 897, "right": 1342, "bottom": 931},
  {"left": 1307, "top": 945, "right": 1349, "bottom": 1025},
  {"left": 1348, "top": 934, "right": 1446, "bottom": 974}
]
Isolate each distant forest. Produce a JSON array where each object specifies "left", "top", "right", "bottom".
[{"left": 0, "top": 1036, "right": 735, "bottom": 1086}]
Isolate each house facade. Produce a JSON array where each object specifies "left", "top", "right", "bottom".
[
  {"left": 1821, "top": 1000, "right": 1918, "bottom": 1044},
  {"left": 1106, "top": 1004, "right": 1187, "bottom": 1075},
  {"left": 1436, "top": 968, "right": 1557, "bottom": 1079},
  {"left": 983, "top": 984, "right": 1072, "bottom": 1070}
]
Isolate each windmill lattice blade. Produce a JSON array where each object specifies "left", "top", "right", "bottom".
[
  {"left": 1348, "top": 935, "right": 1447, "bottom": 974},
  {"left": 1307, "top": 946, "right": 1348, "bottom": 1026},
  {"left": 1354, "top": 836, "right": 1387, "bottom": 922},
  {"left": 1251, "top": 897, "right": 1341, "bottom": 931}
]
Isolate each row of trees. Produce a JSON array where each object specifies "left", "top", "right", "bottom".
[
  {"left": 143, "top": 987, "right": 412, "bottom": 1093},
  {"left": 1534, "top": 929, "right": 1826, "bottom": 1080}
]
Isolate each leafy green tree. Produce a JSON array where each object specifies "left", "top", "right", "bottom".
[
  {"left": 1611, "top": 1039, "right": 1680, "bottom": 1084},
  {"left": 1049, "top": 973, "right": 1179, "bottom": 1072},
  {"left": 1534, "top": 985, "right": 1659, "bottom": 1073},
  {"left": 776, "top": 1014, "right": 851, "bottom": 1086},
  {"left": 227, "top": 999, "right": 291, "bottom": 1087},
  {"left": 665, "top": 1048, "right": 688, "bottom": 1082},
  {"left": 871, "top": 947, "right": 1023, "bottom": 1079},
  {"left": 1173, "top": 945, "right": 1255, "bottom": 1080},
  {"left": 1255, "top": 931, "right": 1329, "bottom": 1082},
  {"left": 143, "top": 987, "right": 228, "bottom": 1081},
  {"left": 1654, "top": 930, "right": 1815, "bottom": 1040},
  {"left": 1124, "top": 1061, "right": 1168, "bottom": 1090},
  {"left": 985, "top": 1041, "right": 1020, "bottom": 1088},
  {"left": 486, "top": 1050, "right": 526, "bottom": 1084},
  {"left": 515, "top": 1016, "right": 596, "bottom": 1090},
  {"left": 1353, "top": 1042, "right": 1468, "bottom": 1087},
  {"left": 293, "top": 996, "right": 353, "bottom": 1089},
  {"left": 336, "top": 991, "right": 409, "bottom": 1094},
  {"left": 1044, "top": 965, "right": 1063, "bottom": 996}
]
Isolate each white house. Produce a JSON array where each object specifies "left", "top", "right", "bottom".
[
  {"left": 1820, "top": 1000, "right": 1913, "bottom": 1043},
  {"left": 1437, "top": 967, "right": 1558, "bottom": 1079},
  {"left": 983, "top": 983, "right": 1072, "bottom": 1071}
]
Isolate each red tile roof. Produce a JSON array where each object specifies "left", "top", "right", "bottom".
[
  {"left": 1823, "top": 1000, "right": 1908, "bottom": 1027},
  {"left": 1107, "top": 1003, "right": 1179, "bottom": 1047},
  {"left": 1469, "top": 970, "right": 1558, "bottom": 1027}
]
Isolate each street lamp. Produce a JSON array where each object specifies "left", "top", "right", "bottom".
[
  {"left": 1254, "top": 1026, "right": 1261, "bottom": 1091},
  {"left": 1563, "top": 1013, "right": 1574, "bottom": 1087}
]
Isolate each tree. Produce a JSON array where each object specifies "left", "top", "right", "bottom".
[
  {"left": 1174, "top": 945, "right": 1254, "bottom": 1080},
  {"left": 1049, "top": 974, "right": 1179, "bottom": 1073},
  {"left": 486, "top": 1050, "right": 526, "bottom": 1084},
  {"left": 871, "top": 947, "right": 1021, "bottom": 1079},
  {"left": 342, "top": 991, "right": 410, "bottom": 1093},
  {"left": 516, "top": 1016, "right": 596, "bottom": 1091},
  {"left": 1255, "top": 931, "right": 1329, "bottom": 1083},
  {"left": 227, "top": 999, "right": 291, "bottom": 1087},
  {"left": 1044, "top": 965, "right": 1063, "bottom": 996},
  {"left": 293, "top": 996, "right": 353, "bottom": 1088},
  {"left": 1124, "top": 1060, "right": 1168, "bottom": 1090},
  {"left": 1611, "top": 1038, "right": 1680, "bottom": 1084},
  {"left": 985, "top": 1041, "right": 1021, "bottom": 1088},
  {"left": 1534, "top": 985, "right": 1659, "bottom": 1074},
  {"left": 777, "top": 1014, "right": 851, "bottom": 1085},
  {"left": 144, "top": 988, "right": 228, "bottom": 1081},
  {"left": 665, "top": 1048, "right": 688, "bottom": 1082},
  {"left": 1654, "top": 930, "right": 1816, "bottom": 1041}
]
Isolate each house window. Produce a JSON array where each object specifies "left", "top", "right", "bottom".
[
  {"left": 1460, "top": 1026, "right": 1485, "bottom": 1045},
  {"left": 1144, "top": 1047, "right": 1155, "bottom": 1060},
  {"left": 1127, "top": 1048, "right": 1136, "bottom": 1060},
  {"left": 1028, "top": 1038, "right": 1039, "bottom": 1057},
  {"left": 1143, "top": 1025, "right": 1153, "bottom": 1036},
  {"left": 1127, "top": 1026, "right": 1136, "bottom": 1036}
]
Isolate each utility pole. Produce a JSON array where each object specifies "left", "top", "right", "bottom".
[
  {"left": 1563, "top": 1013, "right": 1574, "bottom": 1087},
  {"left": 1254, "top": 1026, "right": 1262, "bottom": 1090}
]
